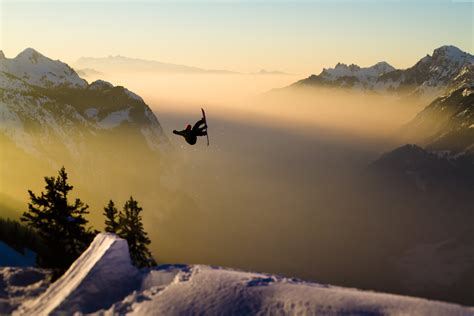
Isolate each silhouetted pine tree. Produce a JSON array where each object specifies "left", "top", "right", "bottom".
[
  {"left": 103, "top": 200, "right": 120, "bottom": 234},
  {"left": 21, "top": 167, "right": 96, "bottom": 270},
  {"left": 119, "top": 196, "right": 156, "bottom": 267}
]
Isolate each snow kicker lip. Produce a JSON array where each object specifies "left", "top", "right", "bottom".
[{"left": 14, "top": 233, "right": 140, "bottom": 316}]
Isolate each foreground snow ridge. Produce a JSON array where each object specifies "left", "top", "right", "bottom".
[{"left": 15, "top": 234, "right": 473, "bottom": 316}]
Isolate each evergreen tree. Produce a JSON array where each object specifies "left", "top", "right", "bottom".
[
  {"left": 118, "top": 196, "right": 156, "bottom": 267},
  {"left": 21, "top": 167, "right": 96, "bottom": 270},
  {"left": 103, "top": 200, "right": 120, "bottom": 233}
]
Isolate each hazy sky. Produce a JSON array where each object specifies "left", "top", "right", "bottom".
[{"left": 0, "top": 0, "right": 472, "bottom": 74}]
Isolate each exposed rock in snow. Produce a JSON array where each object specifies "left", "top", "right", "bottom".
[
  {"left": 0, "top": 71, "right": 32, "bottom": 93},
  {"left": 320, "top": 61, "right": 395, "bottom": 82},
  {"left": 12, "top": 234, "right": 474, "bottom": 315}
]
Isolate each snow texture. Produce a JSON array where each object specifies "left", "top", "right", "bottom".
[
  {"left": 97, "top": 108, "right": 132, "bottom": 129},
  {"left": 12, "top": 234, "right": 474, "bottom": 315},
  {"left": 0, "top": 267, "right": 51, "bottom": 314}
]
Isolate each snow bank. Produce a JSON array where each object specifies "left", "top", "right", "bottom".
[
  {"left": 14, "top": 233, "right": 140, "bottom": 315},
  {"left": 103, "top": 265, "right": 473, "bottom": 316},
  {"left": 0, "top": 267, "right": 51, "bottom": 314}
]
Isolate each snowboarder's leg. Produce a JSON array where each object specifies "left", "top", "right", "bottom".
[
  {"left": 193, "top": 118, "right": 206, "bottom": 131},
  {"left": 196, "top": 129, "right": 207, "bottom": 136}
]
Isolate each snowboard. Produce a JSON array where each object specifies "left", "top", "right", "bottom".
[{"left": 201, "top": 108, "right": 209, "bottom": 146}]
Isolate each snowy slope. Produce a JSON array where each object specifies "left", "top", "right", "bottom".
[
  {"left": 13, "top": 234, "right": 474, "bottom": 315},
  {"left": 0, "top": 241, "right": 36, "bottom": 267}
]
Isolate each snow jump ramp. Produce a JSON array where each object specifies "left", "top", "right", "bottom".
[{"left": 14, "top": 233, "right": 140, "bottom": 315}]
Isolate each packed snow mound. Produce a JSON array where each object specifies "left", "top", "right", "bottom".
[
  {"left": 12, "top": 233, "right": 474, "bottom": 315},
  {"left": 14, "top": 233, "right": 139, "bottom": 315},
  {"left": 102, "top": 265, "right": 474, "bottom": 316}
]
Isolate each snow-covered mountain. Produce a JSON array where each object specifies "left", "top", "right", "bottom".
[
  {"left": 0, "top": 48, "right": 87, "bottom": 89},
  {"left": 0, "top": 48, "right": 168, "bottom": 169},
  {"left": 291, "top": 45, "right": 473, "bottom": 97},
  {"left": 376, "top": 45, "right": 474, "bottom": 95},
  {"left": 293, "top": 61, "right": 395, "bottom": 89},
  {"left": 9, "top": 233, "right": 474, "bottom": 315}
]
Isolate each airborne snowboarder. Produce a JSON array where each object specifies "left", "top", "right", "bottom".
[{"left": 173, "top": 108, "right": 209, "bottom": 146}]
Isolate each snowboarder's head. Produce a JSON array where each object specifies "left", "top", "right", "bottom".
[{"left": 186, "top": 124, "right": 192, "bottom": 130}]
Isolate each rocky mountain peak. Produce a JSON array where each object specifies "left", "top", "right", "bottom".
[
  {"left": 0, "top": 47, "right": 87, "bottom": 88},
  {"left": 372, "top": 61, "right": 395, "bottom": 73},
  {"left": 15, "top": 48, "right": 45, "bottom": 64},
  {"left": 432, "top": 45, "right": 472, "bottom": 63}
]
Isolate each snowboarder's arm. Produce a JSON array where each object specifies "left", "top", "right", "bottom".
[{"left": 173, "top": 129, "right": 186, "bottom": 136}]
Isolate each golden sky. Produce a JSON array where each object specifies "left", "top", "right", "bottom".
[{"left": 1, "top": 0, "right": 473, "bottom": 74}]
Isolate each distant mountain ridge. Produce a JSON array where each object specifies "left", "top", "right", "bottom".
[
  {"left": 75, "top": 55, "right": 237, "bottom": 74},
  {"left": 290, "top": 45, "right": 473, "bottom": 97}
]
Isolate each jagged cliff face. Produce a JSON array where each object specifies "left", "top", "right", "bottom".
[
  {"left": 405, "top": 81, "right": 474, "bottom": 154},
  {"left": 377, "top": 46, "right": 474, "bottom": 95},
  {"left": 0, "top": 48, "right": 169, "bottom": 202}
]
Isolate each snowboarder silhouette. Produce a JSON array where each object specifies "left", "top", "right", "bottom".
[{"left": 173, "top": 109, "right": 209, "bottom": 145}]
